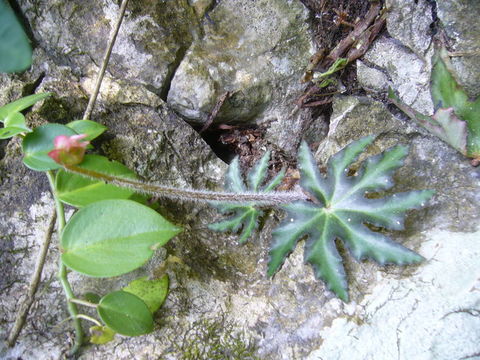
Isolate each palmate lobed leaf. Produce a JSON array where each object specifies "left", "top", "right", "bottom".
[
  {"left": 209, "top": 152, "right": 284, "bottom": 243},
  {"left": 269, "top": 137, "right": 434, "bottom": 301}
]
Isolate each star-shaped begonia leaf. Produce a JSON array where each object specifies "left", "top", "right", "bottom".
[
  {"left": 268, "top": 136, "right": 434, "bottom": 301},
  {"left": 209, "top": 151, "right": 284, "bottom": 243}
]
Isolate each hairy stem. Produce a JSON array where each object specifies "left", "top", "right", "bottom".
[
  {"left": 46, "top": 171, "right": 83, "bottom": 356},
  {"left": 6, "top": 209, "right": 56, "bottom": 347},
  {"left": 64, "top": 164, "right": 308, "bottom": 205}
]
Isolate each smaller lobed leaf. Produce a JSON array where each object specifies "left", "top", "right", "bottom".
[
  {"left": 210, "top": 152, "right": 283, "bottom": 243},
  {"left": 248, "top": 150, "right": 270, "bottom": 191},
  {"left": 225, "top": 157, "right": 246, "bottom": 192}
]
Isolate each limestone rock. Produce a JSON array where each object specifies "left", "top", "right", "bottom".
[
  {"left": 307, "top": 229, "right": 480, "bottom": 360},
  {"left": 385, "top": 0, "right": 434, "bottom": 56},
  {"left": 167, "top": 0, "right": 314, "bottom": 126},
  {"left": 357, "top": 36, "right": 434, "bottom": 115},
  {"left": 436, "top": 0, "right": 480, "bottom": 97},
  {"left": 18, "top": 0, "right": 201, "bottom": 95}
]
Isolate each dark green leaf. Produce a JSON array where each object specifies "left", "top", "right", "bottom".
[
  {"left": 0, "top": 0, "right": 32, "bottom": 73},
  {"left": 97, "top": 291, "right": 153, "bottom": 336},
  {"left": 123, "top": 275, "right": 169, "bottom": 313},
  {"left": 61, "top": 199, "right": 182, "bottom": 277},
  {"left": 66, "top": 120, "right": 107, "bottom": 141},
  {"left": 22, "top": 123, "right": 77, "bottom": 171},
  {"left": 210, "top": 152, "right": 284, "bottom": 243},
  {"left": 269, "top": 138, "right": 434, "bottom": 301},
  {"left": 55, "top": 154, "right": 141, "bottom": 207}
]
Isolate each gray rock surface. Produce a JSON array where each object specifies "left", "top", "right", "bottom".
[
  {"left": 19, "top": 0, "right": 202, "bottom": 95},
  {"left": 307, "top": 228, "right": 480, "bottom": 360},
  {"left": 357, "top": 36, "right": 434, "bottom": 115},
  {"left": 386, "top": 0, "right": 433, "bottom": 56},
  {"left": 436, "top": 0, "right": 480, "bottom": 97},
  {"left": 167, "top": 0, "right": 314, "bottom": 126}
]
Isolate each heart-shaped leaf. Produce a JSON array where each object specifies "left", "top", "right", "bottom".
[
  {"left": 66, "top": 120, "right": 107, "bottom": 141},
  {"left": 97, "top": 291, "right": 153, "bottom": 336},
  {"left": 61, "top": 199, "right": 182, "bottom": 277},
  {"left": 55, "top": 155, "right": 142, "bottom": 207},
  {"left": 22, "top": 123, "right": 77, "bottom": 171},
  {"left": 0, "top": 0, "right": 32, "bottom": 73},
  {"left": 123, "top": 275, "right": 169, "bottom": 313}
]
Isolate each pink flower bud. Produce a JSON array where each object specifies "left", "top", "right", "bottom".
[{"left": 48, "top": 134, "right": 89, "bottom": 166}]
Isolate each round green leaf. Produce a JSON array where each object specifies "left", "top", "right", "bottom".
[
  {"left": 66, "top": 120, "right": 107, "bottom": 141},
  {"left": 22, "top": 123, "right": 77, "bottom": 171},
  {"left": 55, "top": 155, "right": 141, "bottom": 207},
  {"left": 123, "top": 275, "right": 169, "bottom": 313},
  {"left": 97, "top": 291, "right": 153, "bottom": 336},
  {"left": 0, "top": 0, "right": 32, "bottom": 73},
  {"left": 61, "top": 199, "right": 182, "bottom": 277}
]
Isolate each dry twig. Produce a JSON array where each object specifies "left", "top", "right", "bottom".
[
  {"left": 7, "top": 210, "right": 57, "bottom": 346},
  {"left": 83, "top": 0, "right": 130, "bottom": 120}
]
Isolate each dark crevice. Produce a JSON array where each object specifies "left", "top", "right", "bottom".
[
  {"left": 6, "top": 0, "right": 37, "bottom": 48},
  {"left": 159, "top": 45, "right": 189, "bottom": 101},
  {"left": 21, "top": 72, "right": 46, "bottom": 97},
  {"left": 427, "top": 0, "right": 439, "bottom": 36}
]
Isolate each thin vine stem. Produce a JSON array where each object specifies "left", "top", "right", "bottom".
[
  {"left": 64, "top": 164, "right": 308, "bottom": 205},
  {"left": 46, "top": 171, "right": 83, "bottom": 356}
]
